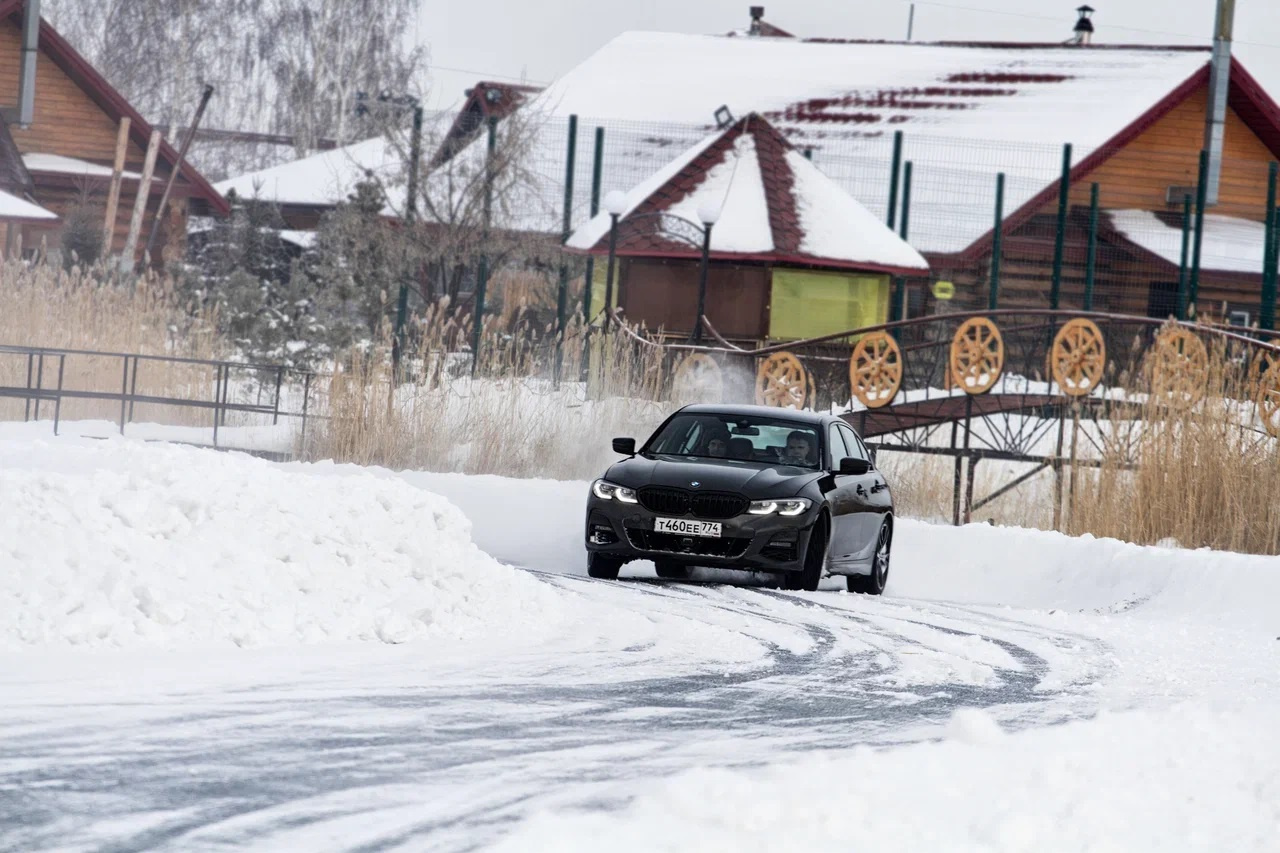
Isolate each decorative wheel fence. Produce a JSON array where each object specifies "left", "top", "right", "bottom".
[{"left": 610, "top": 308, "right": 1280, "bottom": 527}]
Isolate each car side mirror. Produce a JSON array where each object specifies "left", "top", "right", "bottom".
[
  {"left": 838, "top": 457, "right": 871, "bottom": 476},
  {"left": 612, "top": 437, "right": 636, "bottom": 456}
]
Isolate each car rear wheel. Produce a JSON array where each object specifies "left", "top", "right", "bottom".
[
  {"left": 847, "top": 521, "right": 891, "bottom": 595},
  {"left": 784, "top": 515, "right": 828, "bottom": 592},
  {"left": 654, "top": 561, "right": 691, "bottom": 580},
  {"left": 587, "top": 554, "right": 622, "bottom": 580}
]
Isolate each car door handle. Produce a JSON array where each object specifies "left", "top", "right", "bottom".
[
  {"left": 870, "top": 478, "right": 888, "bottom": 493},
  {"left": 855, "top": 483, "right": 868, "bottom": 496}
]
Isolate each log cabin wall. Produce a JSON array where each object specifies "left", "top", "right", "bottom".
[
  {"left": 931, "top": 79, "right": 1277, "bottom": 321},
  {"left": 0, "top": 15, "right": 197, "bottom": 266}
]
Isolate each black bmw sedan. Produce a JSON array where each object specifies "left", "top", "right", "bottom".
[{"left": 585, "top": 404, "right": 893, "bottom": 593}]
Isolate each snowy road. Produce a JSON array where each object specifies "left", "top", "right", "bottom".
[
  {"left": 3, "top": 437, "right": 1278, "bottom": 851},
  {"left": 1, "top": 572, "right": 1114, "bottom": 852}
]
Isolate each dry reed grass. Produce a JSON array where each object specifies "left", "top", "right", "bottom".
[{"left": 0, "top": 260, "right": 223, "bottom": 426}]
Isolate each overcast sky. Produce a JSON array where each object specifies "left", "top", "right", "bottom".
[{"left": 414, "top": 0, "right": 1280, "bottom": 112}]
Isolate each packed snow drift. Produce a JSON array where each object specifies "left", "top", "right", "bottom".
[{"left": 0, "top": 436, "right": 564, "bottom": 649}]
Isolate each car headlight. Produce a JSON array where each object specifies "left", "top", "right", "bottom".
[
  {"left": 592, "top": 479, "right": 639, "bottom": 503},
  {"left": 748, "top": 498, "right": 812, "bottom": 516}
]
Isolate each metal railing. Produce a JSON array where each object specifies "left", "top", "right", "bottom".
[{"left": 0, "top": 343, "right": 319, "bottom": 456}]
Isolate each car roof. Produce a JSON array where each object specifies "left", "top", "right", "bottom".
[{"left": 676, "top": 403, "right": 833, "bottom": 426}]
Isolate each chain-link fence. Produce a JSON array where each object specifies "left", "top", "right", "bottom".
[{"left": 480, "top": 111, "right": 1279, "bottom": 336}]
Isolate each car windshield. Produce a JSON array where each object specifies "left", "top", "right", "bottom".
[{"left": 645, "top": 413, "right": 822, "bottom": 469}]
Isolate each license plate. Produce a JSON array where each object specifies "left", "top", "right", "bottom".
[{"left": 654, "top": 517, "right": 722, "bottom": 537}]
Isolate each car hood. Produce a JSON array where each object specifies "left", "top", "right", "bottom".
[{"left": 606, "top": 454, "right": 821, "bottom": 498}]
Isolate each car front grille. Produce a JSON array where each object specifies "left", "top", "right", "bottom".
[
  {"left": 637, "top": 487, "right": 746, "bottom": 519},
  {"left": 626, "top": 529, "right": 751, "bottom": 559},
  {"left": 638, "top": 486, "right": 689, "bottom": 515},
  {"left": 691, "top": 493, "right": 748, "bottom": 519}
]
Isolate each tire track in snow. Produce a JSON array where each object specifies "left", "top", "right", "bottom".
[{"left": 0, "top": 570, "right": 1113, "bottom": 853}]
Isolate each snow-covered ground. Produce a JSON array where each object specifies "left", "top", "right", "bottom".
[{"left": 2, "top": 431, "right": 1278, "bottom": 851}]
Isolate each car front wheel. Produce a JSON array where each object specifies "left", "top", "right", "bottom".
[
  {"left": 847, "top": 521, "right": 891, "bottom": 595},
  {"left": 587, "top": 554, "right": 622, "bottom": 580},
  {"left": 784, "top": 515, "right": 828, "bottom": 592}
]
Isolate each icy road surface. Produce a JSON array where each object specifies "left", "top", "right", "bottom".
[{"left": 2, "top": 438, "right": 1278, "bottom": 851}]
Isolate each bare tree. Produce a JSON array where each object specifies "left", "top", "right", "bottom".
[{"left": 45, "top": 0, "right": 427, "bottom": 176}]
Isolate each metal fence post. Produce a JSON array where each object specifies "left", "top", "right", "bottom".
[
  {"left": 299, "top": 372, "right": 312, "bottom": 450},
  {"left": 1050, "top": 143, "right": 1072, "bottom": 310},
  {"left": 1190, "top": 149, "right": 1208, "bottom": 315},
  {"left": 1177, "top": 194, "right": 1192, "bottom": 320},
  {"left": 582, "top": 126, "right": 604, "bottom": 326},
  {"left": 1262, "top": 161, "right": 1278, "bottom": 331},
  {"left": 33, "top": 353, "right": 43, "bottom": 421},
  {"left": 273, "top": 367, "right": 284, "bottom": 425},
  {"left": 989, "top": 172, "right": 1005, "bottom": 311},
  {"left": 212, "top": 364, "right": 222, "bottom": 447},
  {"left": 53, "top": 355, "right": 65, "bottom": 436},
  {"left": 1083, "top": 183, "right": 1100, "bottom": 311},
  {"left": 128, "top": 356, "right": 139, "bottom": 423},
  {"left": 118, "top": 355, "right": 128, "bottom": 434},
  {"left": 887, "top": 130, "right": 903, "bottom": 231},
  {"left": 892, "top": 161, "right": 912, "bottom": 329},
  {"left": 555, "top": 114, "right": 578, "bottom": 382},
  {"left": 471, "top": 117, "right": 497, "bottom": 377},
  {"left": 23, "top": 352, "right": 32, "bottom": 421}
]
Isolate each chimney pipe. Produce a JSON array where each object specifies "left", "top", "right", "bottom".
[
  {"left": 749, "top": 6, "right": 764, "bottom": 36},
  {"left": 17, "top": 0, "right": 40, "bottom": 127},
  {"left": 1203, "top": 0, "right": 1234, "bottom": 206},
  {"left": 1072, "top": 5, "right": 1095, "bottom": 46}
]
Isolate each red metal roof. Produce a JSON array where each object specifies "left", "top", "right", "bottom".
[
  {"left": 570, "top": 113, "right": 927, "bottom": 276},
  {"left": 0, "top": 0, "right": 229, "bottom": 216},
  {"left": 957, "top": 57, "right": 1280, "bottom": 262}
]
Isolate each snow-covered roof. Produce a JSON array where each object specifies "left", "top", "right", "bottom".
[
  {"left": 23, "top": 153, "right": 142, "bottom": 181},
  {"left": 567, "top": 114, "right": 927, "bottom": 274},
  {"left": 0, "top": 189, "right": 57, "bottom": 221},
  {"left": 454, "top": 33, "right": 1216, "bottom": 253},
  {"left": 214, "top": 137, "right": 405, "bottom": 215},
  {"left": 279, "top": 229, "right": 317, "bottom": 250},
  {"left": 1110, "top": 210, "right": 1267, "bottom": 275}
]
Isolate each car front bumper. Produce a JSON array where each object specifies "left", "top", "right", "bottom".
[{"left": 584, "top": 495, "right": 817, "bottom": 574}]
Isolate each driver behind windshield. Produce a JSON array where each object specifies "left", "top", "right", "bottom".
[{"left": 783, "top": 430, "right": 817, "bottom": 466}]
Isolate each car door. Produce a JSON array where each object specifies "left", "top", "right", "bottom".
[
  {"left": 824, "top": 423, "right": 862, "bottom": 566},
  {"left": 838, "top": 424, "right": 888, "bottom": 561}
]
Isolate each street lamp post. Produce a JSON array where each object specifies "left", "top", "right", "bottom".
[
  {"left": 601, "top": 191, "right": 627, "bottom": 332},
  {"left": 692, "top": 203, "right": 720, "bottom": 343}
]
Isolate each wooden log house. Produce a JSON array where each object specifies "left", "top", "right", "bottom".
[{"left": 0, "top": 0, "right": 227, "bottom": 268}]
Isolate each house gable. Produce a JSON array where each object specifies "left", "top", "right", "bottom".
[{"left": 0, "top": 1, "right": 227, "bottom": 216}]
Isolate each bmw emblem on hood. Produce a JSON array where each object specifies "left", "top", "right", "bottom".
[{"left": 690, "top": 481, "right": 700, "bottom": 488}]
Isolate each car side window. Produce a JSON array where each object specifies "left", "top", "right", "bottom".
[
  {"left": 838, "top": 424, "right": 869, "bottom": 463},
  {"left": 828, "top": 424, "right": 851, "bottom": 467}
]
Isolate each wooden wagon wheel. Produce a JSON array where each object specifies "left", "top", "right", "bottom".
[
  {"left": 1148, "top": 327, "right": 1208, "bottom": 409},
  {"left": 671, "top": 353, "right": 723, "bottom": 403},
  {"left": 849, "top": 331, "right": 903, "bottom": 409},
  {"left": 1248, "top": 338, "right": 1280, "bottom": 391},
  {"left": 1050, "top": 318, "right": 1106, "bottom": 397},
  {"left": 1257, "top": 363, "right": 1280, "bottom": 439},
  {"left": 949, "top": 317, "right": 1005, "bottom": 395},
  {"left": 755, "top": 351, "right": 808, "bottom": 409}
]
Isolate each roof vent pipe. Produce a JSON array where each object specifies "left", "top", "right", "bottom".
[
  {"left": 1203, "top": 0, "right": 1234, "bottom": 206},
  {"left": 1072, "top": 6, "right": 1095, "bottom": 46},
  {"left": 17, "top": 0, "right": 39, "bottom": 127},
  {"left": 749, "top": 6, "right": 764, "bottom": 36}
]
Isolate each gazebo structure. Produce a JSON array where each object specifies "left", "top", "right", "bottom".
[{"left": 565, "top": 113, "right": 928, "bottom": 346}]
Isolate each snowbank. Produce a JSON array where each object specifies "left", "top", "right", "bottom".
[
  {"left": 495, "top": 702, "right": 1280, "bottom": 852},
  {"left": 0, "top": 437, "right": 564, "bottom": 649},
  {"left": 892, "top": 519, "right": 1280, "bottom": 633}
]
